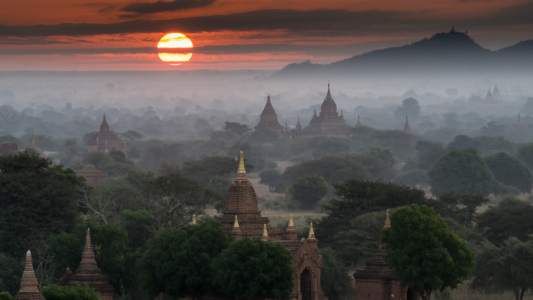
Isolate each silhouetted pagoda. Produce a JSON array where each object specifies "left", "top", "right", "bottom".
[
  {"left": 58, "top": 229, "right": 114, "bottom": 300},
  {"left": 514, "top": 113, "right": 527, "bottom": 129},
  {"left": 26, "top": 132, "right": 40, "bottom": 151},
  {"left": 254, "top": 95, "right": 284, "bottom": 134},
  {"left": 15, "top": 251, "right": 44, "bottom": 300},
  {"left": 295, "top": 84, "right": 353, "bottom": 138},
  {"left": 493, "top": 85, "right": 500, "bottom": 100},
  {"left": 403, "top": 116, "right": 411, "bottom": 134},
  {"left": 216, "top": 151, "right": 326, "bottom": 300},
  {"left": 354, "top": 211, "right": 419, "bottom": 300},
  {"left": 87, "top": 114, "right": 126, "bottom": 153},
  {"left": 482, "top": 88, "right": 498, "bottom": 105}
]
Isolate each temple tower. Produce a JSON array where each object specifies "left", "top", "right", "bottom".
[
  {"left": 87, "top": 114, "right": 127, "bottom": 153},
  {"left": 515, "top": 113, "right": 527, "bottom": 128},
  {"left": 403, "top": 116, "right": 411, "bottom": 134},
  {"left": 15, "top": 251, "right": 44, "bottom": 300},
  {"left": 356, "top": 115, "right": 362, "bottom": 128},
  {"left": 26, "top": 132, "right": 40, "bottom": 151},
  {"left": 59, "top": 229, "right": 114, "bottom": 300},
  {"left": 254, "top": 96, "right": 284, "bottom": 133}
]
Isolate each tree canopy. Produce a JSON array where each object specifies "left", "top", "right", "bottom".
[
  {"left": 139, "top": 220, "right": 230, "bottom": 299},
  {"left": 394, "top": 97, "right": 420, "bottom": 117},
  {"left": 0, "top": 152, "right": 82, "bottom": 257},
  {"left": 485, "top": 152, "right": 532, "bottom": 193},
  {"left": 382, "top": 204, "right": 475, "bottom": 300},
  {"left": 428, "top": 148, "right": 495, "bottom": 196},
  {"left": 288, "top": 174, "right": 329, "bottom": 209},
  {"left": 364, "top": 146, "right": 396, "bottom": 167},
  {"left": 42, "top": 284, "right": 100, "bottom": 300},
  {"left": 212, "top": 238, "right": 294, "bottom": 300}
]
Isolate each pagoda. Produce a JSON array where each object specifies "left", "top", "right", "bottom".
[
  {"left": 353, "top": 211, "right": 419, "bottom": 300},
  {"left": 514, "top": 113, "right": 528, "bottom": 129},
  {"left": 254, "top": 95, "right": 284, "bottom": 134},
  {"left": 26, "top": 132, "right": 41, "bottom": 151},
  {"left": 297, "top": 84, "right": 353, "bottom": 137},
  {"left": 0, "top": 142, "right": 18, "bottom": 156},
  {"left": 86, "top": 114, "right": 127, "bottom": 153},
  {"left": 403, "top": 116, "right": 411, "bottom": 134},
  {"left": 482, "top": 88, "right": 498, "bottom": 105},
  {"left": 15, "top": 251, "right": 44, "bottom": 300},
  {"left": 58, "top": 229, "right": 114, "bottom": 300},
  {"left": 216, "top": 150, "right": 326, "bottom": 300}
]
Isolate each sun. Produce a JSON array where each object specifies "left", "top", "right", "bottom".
[{"left": 157, "top": 33, "right": 193, "bottom": 65}]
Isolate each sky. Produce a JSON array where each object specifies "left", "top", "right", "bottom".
[{"left": 1, "top": 0, "right": 533, "bottom": 70}]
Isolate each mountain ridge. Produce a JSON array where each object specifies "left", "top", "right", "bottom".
[{"left": 274, "top": 28, "right": 533, "bottom": 77}]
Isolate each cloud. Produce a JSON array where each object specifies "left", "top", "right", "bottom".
[
  {"left": 120, "top": 0, "right": 215, "bottom": 14},
  {"left": 0, "top": 5, "right": 532, "bottom": 38}
]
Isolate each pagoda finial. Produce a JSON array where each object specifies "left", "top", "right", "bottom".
[
  {"left": 384, "top": 210, "right": 391, "bottom": 228},
  {"left": 308, "top": 223, "right": 315, "bottom": 238},
  {"left": 267, "top": 95, "right": 271, "bottom": 103},
  {"left": 237, "top": 149, "right": 246, "bottom": 174},
  {"left": 289, "top": 214, "right": 294, "bottom": 227},
  {"left": 233, "top": 215, "right": 239, "bottom": 228},
  {"left": 262, "top": 224, "right": 268, "bottom": 240},
  {"left": 100, "top": 113, "right": 110, "bottom": 133},
  {"left": 192, "top": 214, "right": 196, "bottom": 225}
]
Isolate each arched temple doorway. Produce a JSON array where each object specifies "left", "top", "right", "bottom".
[{"left": 300, "top": 269, "right": 312, "bottom": 300}]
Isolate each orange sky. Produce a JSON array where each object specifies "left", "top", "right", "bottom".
[{"left": 1, "top": 0, "right": 532, "bottom": 70}]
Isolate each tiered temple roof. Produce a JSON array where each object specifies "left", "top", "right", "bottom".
[
  {"left": 216, "top": 150, "right": 325, "bottom": 300},
  {"left": 87, "top": 114, "right": 126, "bottom": 153},
  {"left": 295, "top": 84, "right": 353, "bottom": 138},
  {"left": 15, "top": 251, "right": 44, "bottom": 300},
  {"left": 59, "top": 229, "right": 114, "bottom": 300},
  {"left": 254, "top": 96, "right": 284, "bottom": 133}
]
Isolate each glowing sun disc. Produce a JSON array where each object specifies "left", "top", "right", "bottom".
[{"left": 157, "top": 33, "right": 193, "bottom": 64}]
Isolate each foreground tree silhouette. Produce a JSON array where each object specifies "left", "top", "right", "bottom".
[
  {"left": 42, "top": 284, "right": 100, "bottom": 300},
  {"left": 212, "top": 238, "right": 294, "bottom": 300},
  {"left": 381, "top": 204, "right": 475, "bottom": 300},
  {"left": 139, "top": 220, "right": 230, "bottom": 299}
]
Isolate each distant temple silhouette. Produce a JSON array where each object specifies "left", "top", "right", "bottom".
[{"left": 86, "top": 114, "right": 126, "bottom": 153}]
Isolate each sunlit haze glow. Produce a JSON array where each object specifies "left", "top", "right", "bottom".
[{"left": 157, "top": 33, "right": 193, "bottom": 49}]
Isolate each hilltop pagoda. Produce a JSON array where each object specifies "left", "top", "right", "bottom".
[
  {"left": 58, "top": 229, "right": 114, "bottom": 300},
  {"left": 254, "top": 95, "right": 284, "bottom": 134},
  {"left": 216, "top": 151, "right": 326, "bottom": 300},
  {"left": 15, "top": 251, "right": 45, "bottom": 300},
  {"left": 296, "top": 84, "right": 353, "bottom": 137},
  {"left": 87, "top": 114, "right": 126, "bottom": 153}
]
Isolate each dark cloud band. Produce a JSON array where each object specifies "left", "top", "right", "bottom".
[{"left": 120, "top": 0, "right": 215, "bottom": 14}]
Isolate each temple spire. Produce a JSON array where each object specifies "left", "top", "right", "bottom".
[
  {"left": 237, "top": 150, "right": 246, "bottom": 174},
  {"left": 262, "top": 224, "right": 268, "bottom": 240},
  {"left": 233, "top": 215, "right": 240, "bottom": 229},
  {"left": 308, "top": 223, "right": 315, "bottom": 239},
  {"left": 356, "top": 115, "right": 362, "bottom": 128},
  {"left": 100, "top": 114, "right": 110, "bottom": 133},
  {"left": 289, "top": 214, "right": 294, "bottom": 227},
  {"left": 16, "top": 250, "right": 43, "bottom": 299},
  {"left": 384, "top": 210, "right": 391, "bottom": 228},
  {"left": 403, "top": 116, "right": 411, "bottom": 134},
  {"left": 192, "top": 214, "right": 196, "bottom": 225}
]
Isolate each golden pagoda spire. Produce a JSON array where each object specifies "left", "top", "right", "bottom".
[
  {"left": 289, "top": 214, "right": 294, "bottom": 227},
  {"left": 308, "top": 223, "right": 315, "bottom": 238},
  {"left": 262, "top": 224, "right": 268, "bottom": 240},
  {"left": 192, "top": 214, "right": 196, "bottom": 225},
  {"left": 237, "top": 149, "right": 246, "bottom": 174},
  {"left": 234, "top": 215, "right": 239, "bottom": 228},
  {"left": 384, "top": 210, "right": 391, "bottom": 228}
]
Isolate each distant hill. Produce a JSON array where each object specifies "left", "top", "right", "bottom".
[{"left": 274, "top": 28, "right": 533, "bottom": 78}]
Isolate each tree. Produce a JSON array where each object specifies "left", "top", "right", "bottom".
[
  {"left": 176, "top": 156, "right": 255, "bottom": 185},
  {"left": 0, "top": 292, "right": 14, "bottom": 300},
  {"left": 485, "top": 152, "right": 532, "bottom": 193},
  {"left": 394, "top": 169, "right": 429, "bottom": 188},
  {"left": 139, "top": 220, "right": 230, "bottom": 299},
  {"left": 476, "top": 197, "right": 533, "bottom": 246},
  {"left": 436, "top": 192, "right": 488, "bottom": 227},
  {"left": 222, "top": 121, "right": 250, "bottom": 138},
  {"left": 471, "top": 237, "right": 533, "bottom": 300},
  {"left": 394, "top": 98, "right": 420, "bottom": 117},
  {"left": 517, "top": 143, "right": 533, "bottom": 173},
  {"left": 248, "top": 129, "right": 279, "bottom": 144},
  {"left": 139, "top": 143, "right": 184, "bottom": 171},
  {"left": 0, "top": 152, "right": 81, "bottom": 257},
  {"left": 42, "top": 284, "right": 100, "bottom": 300},
  {"left": 309, "top": 137, "right": 351, "bottom": 158},
  {"left": 428, "top": 148, "right": 495, "bottom": 196},
  {"left": 288, "top": 174, "right": 329, "bottom": 209},
  {"left": 312, "top": 179, "right": 428, "bottom": 248},
  {"left": 83, "top": 151, "right": 112, "bottom": 169},
  {"left": 523, "top": 97, "right": 533, "bottom": 115},
  {"left": 121, "top": 209, "right": 154, "bottom": 251},
  {"left": 381, "top": 204, "right": 475, "bottom": 300},
  {"left": 259, "top": 169, "right": 281, "bottom": 193},
  {"left": 145, "top": 174, "right": 216, "bottom": 229},
  {"left": 120, "top": 130, "right": 143, "bottom": 141},
  {"left": 320, "top": 248, "right": 354, "bottom": 300},
  {"left": 0, "top": 105, "right": 23, "bottom": 129},
  {"left": 364, "top": 146, "right": 396, "bottom": 167},
  {"left": 0, "top": 253, "right": 23, "bottom": 296},
  {"left": 212, "top": 238, "right": 294, "bottom": 300},
  {"left": 415, "top": 140, "right": 446, "bottom": 170}
]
